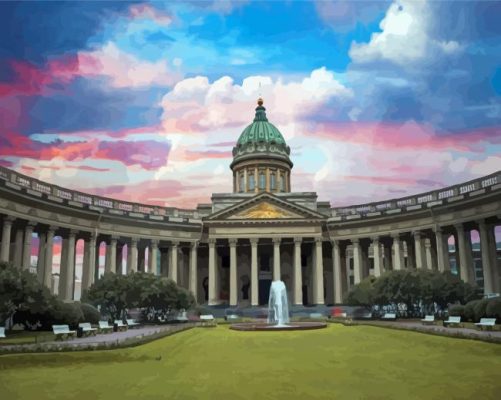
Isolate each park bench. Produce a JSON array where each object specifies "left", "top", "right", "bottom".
[
  {"left": 98, "top": 321, "right": 114, "bottom": 333},
  {"left": 443, "top": 316, "right": 461, "bottom": 327},
  {"left": 0, "top": 327, "right": 5, "bottom": 338},
  {"left": 475, "top": 318, "right": 496, "bottom": 331},
  {"left": 126, "top": 319, "right": 140, "bottom": 328},
  {"left": 200, "top": 314, "right": 214, "bottom": 321},
  {"left": 309, "top": 313, "right": 325, "bottom": 319},
  {"left": 52, "top": 325, "right": 76, "bottom": 340},
  {"left": 114, "top": 320, "right": 128, "bottom": 332},
  {"left": 421, "top": 315, "right": 435, "bottom": 325},
  {"left": 381, "top": 313, "right": 396, "bottom": 321},
  {"left": 78, "top": 322, "right": 97, "bottom": 336}
]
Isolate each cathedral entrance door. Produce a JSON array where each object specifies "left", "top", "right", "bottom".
[{"left": 259, "top": 279, "right": 271, "bottom": 305}]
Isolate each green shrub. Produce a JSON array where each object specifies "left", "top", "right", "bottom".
[
  {"left": 473, "top": 299, "right": 489, "bottom": 322},
  {"left": 80, "top": 303, "right": 101, "bottom": 324},
  {"left": 52, "top": 301, "right": 84, "bottom": 328},
  {"left": 485, "top": 298, "right": 501, "bottom": 320},
  {"left": 464, "top": 300, "right": 481, "bottom": 322},
  {"left": 448, "top": 304, "right": 465, "bottom": 318}
]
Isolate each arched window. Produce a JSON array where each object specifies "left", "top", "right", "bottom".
[
  {"left": 249, "top": 173, "right": 255, "bottom": 190},
  {"left": 280, "top": 174, "right": 286, "bottom": 191},
  {"left": 259, "top": 172, "right": 266, "bottom": 189},
  {"left": 270, "top": 172, "right": 276, "bottom": 190},
  {"left": 239, "top": 173, "right": 245, "bottom": 192}
]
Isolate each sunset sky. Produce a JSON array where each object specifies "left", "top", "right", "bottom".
[{"left": 0, "top": 0, "right": 500, "bottom": 211}]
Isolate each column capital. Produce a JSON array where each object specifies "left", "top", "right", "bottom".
[
  {"left": 47, "top": 225, "right": 57, "bottom": 234},
  {"left": 228, "top": 238, "right": 238, "bottom": 246},
  {"left": 272, "top": 237, "right": 281, "bottom": 245},
  {"left": 412, "top": 231, "right": 422, "bottom": 238},
  {"left": 25, "top": 221, "right": 36, "bottom": 229},
  {"left": 208, "top": 238, "right": 216, "bottom": 246},
  {"left": 3, "top": 215, "right": 15, "bottom": 225},
  {"left": 371, "top": 236, "right": 380, "bottom": 244},
  {"left": 68, "top": 229, "right": 78, "bottom": 238},
  {"left": 453, "top": 222, "right": 464, "bottom": 230},
  {"left": 476, "top": 219, "right": 487, "bottom": 228},
  {"left": 294, "top": 237, "right": 303, "bottom": 245},
  {"left": 351, "top": 238, "right": 360, "bottom": 245},
  {"left": 130, "top": 237, "right": 139, "bottom": 246},
  {"left": 190, "top": 241, "right": 198, "bottom": 249},
  {"left": 110, "top": 237, "right": 118, "bottom": 245},
  {"left": 432, "top": 225, "right": 445, "bottom": 234},
  {"left": 391, "top": 233, "right": 401, "bottom": 240},
  {"left": 424, "top": 238, "right": 432, "bottom": 248},
  {"left": 169, "top": 240, "right": 180, "bottom": 247},
  {"left": 314, "top": 237, "right": 323, "bottom": 244},
  {"left": 249, "top": 238, "right": 259, "bottom": 245},
  {"left": 150, "top": 239, "right": 159, "bottom": 247}
]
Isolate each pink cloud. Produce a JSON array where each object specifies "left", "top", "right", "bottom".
[{"left": 129, "top": 4, "right": 172, "bottom": 26}]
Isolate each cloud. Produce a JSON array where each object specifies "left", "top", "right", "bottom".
[
  {"left": 161, "top": 67, "right": 352, "bottom": 132},
  {"left": 128, "top": 4, "right": 173, "bottom": 26},
  {"left": 349, "top": 0, "right": 463, "bottom": 66},
  {"left": 78, "top": 42, "right": 181, "bottom": 88}
]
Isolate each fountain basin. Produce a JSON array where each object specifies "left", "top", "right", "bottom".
[{"left": 230, "top": 321, "right": 327, "bottom": 331}]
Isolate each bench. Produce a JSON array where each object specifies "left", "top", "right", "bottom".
[
  {"left": 381, "top": 313, "right": 396, "bottom": 321},
  {"left": 126, "top": 319, "right": 140, "bottom": 328},
  {"left": 421, "top": 315, "right": 435, "bottom": 325},
  {"left": 225, "top": 314, "right": 241, "bottom": 321},
  {"left": 78, "top": 322, "right": 97, "bottom": 336},
  {"left": 309, "top": 313, "right": 324, "bottom": 319},
  {"left": 114, "top": 320, "right": 128, "bottom": 331},
  {"left": 0, "top": 327, "right": 5, "bottom": 338},
  {"left": 98, "top": 321, "right": 114, "bottom": 333},
  {"left": 443, "top": 316, "right": 461, "bottom": 327},
  {"left": 200, "top": 314, "right": 214, "bottom": 321},
  {"left": 52, "top": 325, "right": 76, "bottom": 340},
  {"left": 475, "top": 318, "right": 496, "bottom": 330}
]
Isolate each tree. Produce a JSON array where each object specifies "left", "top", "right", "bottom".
[
  {"left": 345, "top": 276, "right": 376, "bottom": 308},
  {"left": 0, "top": 261, "right": 54, "bottom": 329}
]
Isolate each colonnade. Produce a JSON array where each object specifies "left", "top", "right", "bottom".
[{"left": 1, "top": 214, "right": 500, "bottom": 306}]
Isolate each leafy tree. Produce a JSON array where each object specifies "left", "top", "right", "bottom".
[
  {"left": 345, "top": 276, "right": 376, "bottom": 308},
  {"left": 0, "top": 261, "right": 53, "bottom": 329}
]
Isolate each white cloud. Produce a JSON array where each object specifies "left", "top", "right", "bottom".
[{"left": 349, "top": 0, "right": 463, "bottom": 66}]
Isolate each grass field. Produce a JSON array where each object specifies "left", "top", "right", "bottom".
[{"left": 1, "top": 324, "right": 500, "bottom": 400}]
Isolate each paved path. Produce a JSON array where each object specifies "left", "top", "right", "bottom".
[
  {"left": 0, "top": 323, "right": 198, "bottom": 354},
  {"left": 360, "top": 320, "right": 501, "bottom": 341}
]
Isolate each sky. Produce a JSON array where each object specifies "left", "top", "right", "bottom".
[{"left": 0, "top": 0, "right": 500, "bottom": 211}]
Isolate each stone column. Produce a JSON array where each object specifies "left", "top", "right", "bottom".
[
  {"left": 455, "top": 224, "right": 473, "bottom": 283},
  {"left": 425, "top": 238, "right": 433, "bottom": 270},
  {"left": 434, "top": 227, "right": 450, "bottom": 272},
  {"left": 273, "top": 237, "right": 281, "bottom": 281},
  {"left": 208, "top": 239, "right": 217, "bottom": 305},
  {"left": 137, "top": 246, "right": 146, "bottom": 272},
  {"left": 413, "top": 232, "right": 425, "bottom": 269},
  {"left": 383, "top": 243, "right": 391, "bottom": 271},
  {"left": 104, "top": 242, "right": 112, "bottom": 273},
  {"left": 189, "top": 242, "right": 198, "bottom": 301},
  {"left": 109, "top": 237, "right": 117, "bottom": 274},
  {"left": 486, "top": 224, "right": 500, "bottom": 293},
  {"left": 0, "top": 216, "right": 14, "bottom": 262},
  {"left": 361, "top": 242, "right": 369, "bottom": 278},
  {"left": 250, "top": 238, "right": 259, "bottom": 306},
  {"left": 61, "top": 231, "right": 76, "bottom": 300},
  {"left": 372, "top": 237, "right": 382, "bottom": 277},
  {"left": 160, "top": 248, "right": 169, "bottom": 276},
  {"left": 149, "top": 240, "right": 159, "bottom": 275},
  {"left": 36, "top": 231, "right": 47, "bottom": 283},
  {"left": 313, "top": 238, "right": 324, "bottom": 304},
  {"left": 59, "top": 237, "right": 69, "bottom": 298},
  {"left": 13, "top": 228, "right": 24, "bottom": 268},
  {"left": 352, "top": 239, "right": 362, "bottom": 284},
  {"left": 293, "top": 237, "right": 303, "bottom": 305},
  {"left": 115, "top": 243, "right": 123, "bottom": 275},
  {"left": 229, "top": 238, "right": 238, "bottom": 306},
  {"left": 82, "top": 233, "right": 96, "bottom": 291},
  {"left": 129, "top": 238, "right": 138, "bottom": 273},
  {"left": 406, "top": 238, "right": 415, "bottom": 269},
  {"left": 169, "top": 241, "right": 179, "bottom": 282},
  {"left": 332, "top": 240, "right": 343, "bottom": 304},
  {"left": 392, "top": 234, "right": 404, "bottom": 270},
  {"left": 43, "top": 227, "right": 55, "bottom": 289},
  {"left": 478, "top": 221, "right": 495, "bottom": 293},
  {"left": 22, "top": 223, "right": 35, "bottom": 270}
]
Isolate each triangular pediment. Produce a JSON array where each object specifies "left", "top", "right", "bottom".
[{"left": 205, "top": 192, "right": 326, "bottom": 222}]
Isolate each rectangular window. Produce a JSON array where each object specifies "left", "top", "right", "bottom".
[
  {"left": 259, "top": 172, "right": 266, "bottom": 189},
  {"left": 249, "top": 174, "right": 255, "bottom": 190},
  {"left": 270, "top": 173, "right": 276, "bottom": 190},
  {"left": 280, "top": 174, "right": 286, "bottom": 191},
  {"left": 239, "top": 173, "right": 245, "bottom": 192}
]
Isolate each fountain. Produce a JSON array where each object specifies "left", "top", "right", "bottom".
[{"left": 230, "top": 280, "right": 327, "bottom": 331}]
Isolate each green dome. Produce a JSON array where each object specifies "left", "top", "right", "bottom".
[{"left": 237, "top": 102, "right": 286, "bottom": 147}]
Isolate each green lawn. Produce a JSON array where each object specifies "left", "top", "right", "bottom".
[{"left": 1, "top": 324, "right": 500, "bottom": 400}]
